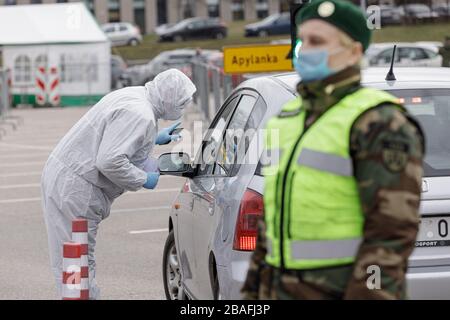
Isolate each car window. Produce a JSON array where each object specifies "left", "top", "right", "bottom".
[
  {"left": 278, "top": 13, "right": 291, "bottom": 23},
  {"left": 377, "top": 48, "right": 398, "bottom": 63},
  {"left": 119, "top": 24, "right": 128, "bottom": 32},
  {"left": 411, "top": 48, "right": 428, "bottom": 60},
  {"left": 215, "top": 94, "right": 262, "bottom": 175},
  {"left": 399, "top": 47, "right": 428, "bottom": 61},
  {"left": 103, "top": 26, "right": 115, "bottom": 33},
  {"left": 389, "top": 89, "right": 450, "bottom": 177},
  {"left": 190, "top": 20, "right": 206, "bottom": 29},
  {"left": 196, "top": 96, "right": 238, "bottom": 176},
  {"left": 425, "top": 49, "right": 438, "bottom": 58}
]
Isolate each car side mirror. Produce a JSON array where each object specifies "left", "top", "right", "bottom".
[{"left": 158, "top": 152, "right": 194, "bottom": 178}]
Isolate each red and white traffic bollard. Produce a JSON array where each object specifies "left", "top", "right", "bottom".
[
  {"left": 62, "top": 242, "right": 81, "bottom": 300},
  {"left": 72, "top": 219, "right": 89, "bottom": 300}
]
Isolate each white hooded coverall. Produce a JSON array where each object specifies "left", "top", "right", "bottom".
[{"left": 41, "top": 69, "right": 196, "bottom": 299}]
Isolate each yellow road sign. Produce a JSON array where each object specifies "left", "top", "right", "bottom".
[{"left": 223, "top": 44, "right": 293, "bottom": 74}]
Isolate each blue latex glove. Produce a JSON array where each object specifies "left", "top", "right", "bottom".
[
  {"left": 156, "top": 122, "right": 181, "bottom": 145},
  {"left": 143, "top": 172, "right": 160, "bottom": 190}
]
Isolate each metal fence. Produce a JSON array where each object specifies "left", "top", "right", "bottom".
[
  {"left": 0, "top": 69, "right": 22, "bottom": 140},
  {"left": 191, "top": 61, "right": 246, "bottom": 121}
]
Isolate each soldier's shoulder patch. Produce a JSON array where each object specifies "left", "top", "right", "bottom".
[{"left": 382, "top": 140, "right": 409, "bottom": 173}]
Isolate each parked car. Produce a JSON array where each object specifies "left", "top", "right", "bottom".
[
  {"left": 432, "top": 4, "right": 450, "bottom": 17},
  {"left": 158, "top": 18, "right": 227, "bottom": 42},
  {"left": 366, "top": 43, "right": 442, "bottom": 67},
  {"left": 110, "top": 55, "right": 127, "bottom": 89},
  {"left": 379, "top": 5, "right": 404, "bottom": 26},
  {"left": 101, "top": 22, "right": 143, "bottom": 47},
  {"left": 161, "top": 67, "right": 450, "bottom": 300},
  {"left": 245, "top": 12, "right": 291, "bottom": 37},
  {"left": 399, "top": 4, "right": 439, "bottom": 22},
  {"left": 121, "top": 49, "right": 221, "bottom": 86}
]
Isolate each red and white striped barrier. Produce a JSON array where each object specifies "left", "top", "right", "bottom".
[
  {"left": 62, "top": 242, "right": 81, "bottom": 300},
  {"left": 48, "top": 66, "right": 60, "bottom": 107},
  {"left": 35, "top": 66, "right": 46, "bottom": 107},
  {"left": 72, "top": 219, "right": 89, "bottom": 300}
]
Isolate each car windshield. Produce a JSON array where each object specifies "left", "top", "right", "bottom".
[
  {"left": 260, "top": 14, "right": 279, "bottom": 24},
  {"left": 169, "top": 19, "right": 192, "bottom": 31},
  {"left": 389, "top": 89, "right": 450, "bottom": 177}
]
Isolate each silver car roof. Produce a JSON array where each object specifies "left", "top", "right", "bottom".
[{"left": 273, "top": 68, "right": 450, "bottom": 92}]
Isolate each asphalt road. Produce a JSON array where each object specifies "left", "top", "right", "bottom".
[{"left": 0, "top": 107, "right": 201, "bottom": 300}]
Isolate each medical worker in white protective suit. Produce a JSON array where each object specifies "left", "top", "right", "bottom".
[{"left": 41, "top": 69, "right": 196, "bottom": 299}]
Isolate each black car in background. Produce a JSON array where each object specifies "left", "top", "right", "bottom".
[
  {"left": 432, "top": 3, "right": 450, "bottom": 17},
  {"left": 158, "top": 17, "right": 228, "bottom": 42},
  {"left": 379, "top": 5, "right": 403, "bottom": 26},
  {"left": 400, "top": 4, "right": 439, "bottom": 22},
  {"left": 245, "top": 12, "right": 291, "bottom": 37}
]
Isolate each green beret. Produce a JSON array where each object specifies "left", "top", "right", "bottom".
[{"left": 296, "top": 0, "right": 372, "bottom": 52}]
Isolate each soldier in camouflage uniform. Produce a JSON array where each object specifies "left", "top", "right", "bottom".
[
  {"left": 439, "top": 37, "right": 450, "bottom": 67},
  {"left": 242, "top": 0, "right": 424, "bottom": 300}
]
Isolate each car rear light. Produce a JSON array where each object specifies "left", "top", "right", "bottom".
[
  {"left": 412, "top": 97, "right": 423, "bottom": 103},
  {"left": 233, "top": 189, "right": 264, "bottom": 251}
]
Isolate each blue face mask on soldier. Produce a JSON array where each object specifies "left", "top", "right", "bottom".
[{"left": 293, "top": 47, "right": 347, "bottom": 83}]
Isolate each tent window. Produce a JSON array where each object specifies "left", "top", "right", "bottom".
[
  {"left": 14, "top": 55, "right": 32, "bottom": 83},
  {"left": 60, "top": 54, "right": 66, "bottom": 83},
  {"left": 59, "top": 53, "right": 99, "bottom": 84},
  {"left": 35, "top": 55, "right": 48, "bottom": 71},
  {"left": 87, "top": 54, "right": 98, "bottom": 82}
]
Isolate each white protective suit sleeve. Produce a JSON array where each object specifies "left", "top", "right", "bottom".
[{"left": 96, "top": 109, "right": 152, "bottom": 191}]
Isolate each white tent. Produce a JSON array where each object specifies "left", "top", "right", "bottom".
[{"left": 0, "top": 2, "right": 111, "bottom": 107}]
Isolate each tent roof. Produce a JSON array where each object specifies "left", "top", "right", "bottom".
[{"left": 0, "top": 3, "right": 108, "bottom": 46}]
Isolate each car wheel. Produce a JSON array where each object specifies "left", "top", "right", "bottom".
[
  {"left": 212, "top": 269, "right": 221, "bottom": 300},
  {"left": 258, "top": 30, "right": 268, "bottom": 37},
  {"left": 163, "top": 230, "right": 187, "bottom": 300},
  {"left": 215, "top": 32, "right": 225, "bottom": 40},
  {"left": 128, "top": 38, "right": 139, "bottom": 46},
  {"left": 174, "top": 35, "right": 184, "bottom": 42}
]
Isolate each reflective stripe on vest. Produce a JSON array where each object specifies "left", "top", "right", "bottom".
[
  {"left": 266, "top": 238, "right": 362, "bottom": 260},
  {"left": 267, "top": 237, "right": 362, "bottom": 260},
  {"left": 297, "top": 148, "right": 353, "bottom": 177},
  {"left": 291, "top": 238, "right": 362, "bottom": 260}
]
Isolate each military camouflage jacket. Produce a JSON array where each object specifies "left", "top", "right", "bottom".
[{"left": 242, "top": 66, "right": 425, "bottom": 300}]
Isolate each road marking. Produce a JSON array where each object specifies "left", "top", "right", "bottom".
[
  {"left": 0, "top": 161, "right": 45, "bottom": 168},
  {"left": 0, "top": 189, "right": 180, "bottom": 204},
  {"left": 133, "top": 188, "right": 179, "bottom": 194},
  {"left": 0, "top": 183, "right": 41, "bottom": 189},
  {"left": 0, "top": 197, "right": 41, "bottom": 204},
  {"left": 0, "top": 143, "right": 54, "bottom": 151},
  {"left": 112, "top": 206, "right": 171, "bottom": 214},
  {"left": 129, "top": 228, "right": 169, "bottom": 235},
  {"left": 0, "top": 171, "right": 42, "bottom": 178},
  {"left": 0, "top": 153, "right": 49, "bottom": 160}
]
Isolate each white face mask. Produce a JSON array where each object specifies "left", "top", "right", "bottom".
[{"left": 163, "top": 97, "right": 193, "bottom": 121}]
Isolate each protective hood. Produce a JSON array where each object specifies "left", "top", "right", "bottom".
[{"left": 145, "top": 69, "right": 197, "bottom": 121}]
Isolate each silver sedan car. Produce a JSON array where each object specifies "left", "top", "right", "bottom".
[{"left": 161, "top": 67, "right": 450, "bottom": 300}]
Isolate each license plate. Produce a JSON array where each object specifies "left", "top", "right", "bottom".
[{"left": 416, "top": 216, "right": 450, "bottom": 247}]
